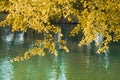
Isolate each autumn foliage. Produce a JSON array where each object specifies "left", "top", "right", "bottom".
[{"left": 0, "top": 0, "right": 120, "bottom": 61}]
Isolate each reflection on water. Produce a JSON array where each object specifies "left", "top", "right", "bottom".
[
  {"left": 2, "top": 33, "right": 14, "bottom": 43},
  {"left": 94, "top": 32, "right": 110, "bottom": 70},
  {"left": 1, "top": 27, "right": 24, "bottom": 46},
  {"left": 0, "top": 41, "right": 120, "bottom": 80},
  {"left": 103, "top": 49, "right": 110, "bottom": 70},
  {"left": 95, "top": 33, "right": 103, "bottom": 45},
  {"left": 0, "top": 57, "right": 13, "bottom": 80},
  {"left": 49, "top": 56, "right": 66, "bottom": 80},
  {"left": 14, "top": 32, "right": 24, "bottom": 46}
]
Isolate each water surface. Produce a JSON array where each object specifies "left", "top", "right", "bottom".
[{"left": 0, "top": 41, "right": 120, "bottom": 80}]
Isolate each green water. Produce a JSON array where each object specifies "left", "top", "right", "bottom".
[{"left": 0, "top": 41, "right": 120, "bottom": 80}]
